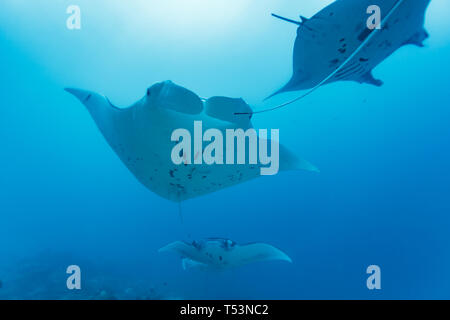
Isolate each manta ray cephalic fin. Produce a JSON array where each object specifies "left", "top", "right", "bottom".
[{"left": 204, "top": 96, "right": 253, "bottom": 126}]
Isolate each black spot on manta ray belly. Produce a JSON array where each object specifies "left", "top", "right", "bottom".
[
  {"left": 329, "top": 58, "right": 340, "bottom": 67},
  {"left": 358, "top": 28, "right": 374, "bottom": 42},
  {"left": 378, "top": 39, "right": 392, "bottom": 48}
]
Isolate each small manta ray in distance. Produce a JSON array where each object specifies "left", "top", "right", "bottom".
[{"left": 159, "top": 238, "right": 293, "bottom": 271}]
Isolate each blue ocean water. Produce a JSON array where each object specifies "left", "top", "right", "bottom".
[{"left": 0, "top": 0, "right": 449, "bottom": 299}]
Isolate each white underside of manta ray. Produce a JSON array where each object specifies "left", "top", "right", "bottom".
[
  {"left": 271, "top": 0, "right": 431, "bottom": 97},
  {"left": 159, "top": 238, "right": 293, "bottom": 271},
  {"left": 66, "top": 81, "right": 318, "bottom": 202}
]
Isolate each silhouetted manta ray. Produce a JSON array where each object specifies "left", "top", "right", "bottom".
[
  {"left": 66, "top": 81, "right": 318, "bottom": 202},
  {"left": 159, "top": 238, "right": 292, "bottom": 270},
  {"left": 253, "top": 0, "right": 431, "bottom": 114}
]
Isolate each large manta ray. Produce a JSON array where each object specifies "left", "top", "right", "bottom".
[
  {"left": 159, "top": 238, "right": 292, "bottom": 270},
  {"left": 271, "top": 0, "right": 431, "bottom": 97},
  {"left": 66, "top": 81, "right": 317, "bottom": 202}
]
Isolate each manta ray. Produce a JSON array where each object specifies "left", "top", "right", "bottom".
[
  {"left": 271, "top": 0, "right": 431, "bottom": 97},
  {"left": 159, "top": 238, "right": 292, "bottom": 270},
  {"left": 66, "top": 81, "right": 317, "bottom": 202}
]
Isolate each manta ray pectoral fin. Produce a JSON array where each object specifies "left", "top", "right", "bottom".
[
  {"left": 65, "top": 88, "right": 93, "bottom": 102},
  {"left": 182, "top": 258, "right": 208, "bottom": 270},
  {"left": 265, "top": 81, "right": 298, "bottom": 101},
  {"left": 359, "top": 72, "right": 383, "bottom": 87},
  {"left": 158, "top": 241, "right": 197, "bottom": 258},
  {"left": 65, "top": 87, "right": 125, "bottom": 134},
  {"left": 158, "top": 241, "right": 187, "bottom": 253},
  {"left": 403, "top": 29, "right": 429, "bottom": 48},
  {"left": 279, "top": 144, "right": 319, "bottom": 173},
  {"left": 233, "top": 243, "right": 293, "bottom": 266},
  {"left": 65, "top": 87, "right": 121, "bottom": 110},
  {"left": 265, "top": 70, "right": 310, "bottom": 100}
]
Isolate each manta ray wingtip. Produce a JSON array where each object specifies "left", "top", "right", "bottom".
[
  {"left": 158, "top": 243, "right": 172, "bottom": 253},
  {"left": 64, "top": 87, "right": 79, "bottom": 94},
  {"left": 277, "top": 251, "right": 293, "bottom": 263},
  {"left": 158, "top": 241, "right": 184, "bottom": 254},
  {"left": 65, "top": 87, "right": 92, "bottom": 102},
  {"left": 64, "top": 87, "right": 77, "bottom": 95},
  {"left": 310, "top": 165, "right": 320, "bottom": 173},
  {"left": 264, "top": 86, "right": 290, "bottom": 101},
  {"left": 263, "top": 92, "right": 277, "bottom": 101}
]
